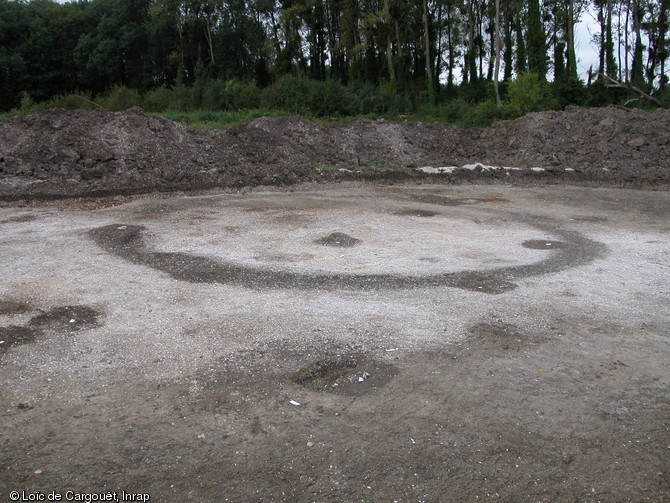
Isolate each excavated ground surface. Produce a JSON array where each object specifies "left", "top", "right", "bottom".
[
  {"left": 0, "top": 108, "right": 669, "bottom": 501},
  {"left": 0, "top": 183, "right": 668, "bottom": 503},
  {"left": 1, "top": 106, "right": 669, "bottom": 200}
]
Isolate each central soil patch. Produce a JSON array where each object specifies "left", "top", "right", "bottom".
[
  {"left": 291, "top": 354, "right": 398, "bottom": 395},
  {"left": 393, "top": 208, "right": 439, "bottom": 217},
  {"left": 468, "top": 321, "right": 534, "bottom": 351},
  {"left": 409, "top": 194, "right": 466, "bottom": 206},
  {"left": 314, "top": 232, "right": 362, "bottom": 247}
]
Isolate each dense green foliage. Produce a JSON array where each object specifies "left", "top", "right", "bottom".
[
  {"left": 1, "top": 0, "right": 668, "bottom": 118},
  {"left": 4, "top": 74, "right": 591, "bottom": 128}
]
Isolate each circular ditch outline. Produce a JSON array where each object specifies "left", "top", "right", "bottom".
[{"left": 88, "top": 203, "right": 606, "bottom": 294}]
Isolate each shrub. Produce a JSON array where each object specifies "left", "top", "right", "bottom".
[
  {"left": 15, "top": 91, "right": 42, "bottom": 114},
  {"left": 306, "top": 79, "right": 353, "bottom": 116},
  {"left": 440, "top": 99, "right": 473, "bottom": 124},
  {"left": 658, "top": 87, "right": 670, "bottom": 108},
  {"left": 507, "top": 73, "right": 557, "bottom": 115},
  {"left": 190, "top": 80, "right": 206, "bottom": 109},
  {"left": 260, "top": 74, "right": 313, "bottom": 113},
  {"left": 348, "top": 81, "right": 379, "bottom": 114},
  {"left": 47, "top": 92, "right": 98, "bottom": 110},
  {"left": 9, "top": 91, "right": 101, "bottom": 115},
  {"left": 143, "top": 87, "right": 179, "bottom": 112},
  {"left": 415, "top": 102, "right": 441, "bottom": 121},
  {"left": 349, "top": 80, "right": 411, "bottom": 115},
  {"left": 552, "top": 78, "right": 587, "bottom": 109},
  {"left": 19, "top": 92, "right": 37, "bottom": 112},
  {"left": 201, "top": 80, "right": 261, "bottom": 111},
  {"left": 468, "top": 100, "right": 519, "bottom": 127},
  {"left": 172, "top": 85, "right": 192, "bottom": 111},
  {"left": 98, "top": 85, "right": 143, "bottom": 111},
  {"left": 459, "top": 80, "right": 490, "bottom": 103},
  {"left": 201, "top": 79, "right": 228, "bottom": 110},
  {"left": 229, "top": 80, "right": 260, "bottom": 109}
]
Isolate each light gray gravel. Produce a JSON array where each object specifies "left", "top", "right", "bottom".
[{"left": 0, "top": 183, "right": 668, "bottom": 503}]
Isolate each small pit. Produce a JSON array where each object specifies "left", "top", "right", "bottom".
[
  {"left": 291, "top": 355, "right": 397, "bottom": 395},
  {"left": 314, "top": 232, "right": 362, "bottom": 248},
  {"left": 408, "top": 194, "right": 509, "bottom": 207},
  {"left": 469, "top": 321, "right": 530, "bottom": 351},
  {"left": 394, "top": 209, "right": 438, "bottom": 217},
  {"left": 409, "top": 194, "right": 465, "bottom": 206}
]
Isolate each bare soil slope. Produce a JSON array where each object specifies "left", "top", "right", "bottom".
[{"left": 1, "top": 105, "right": 669, "bottom": 199}]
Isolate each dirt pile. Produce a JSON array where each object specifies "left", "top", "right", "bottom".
[
  {"left": 476, "top": 106, "right": 670, "bottom": 183},
  {"left": 0, "top": 105, "right": 668, "bottom": 199},
  {"left": 0, "top": 107, "right": 264, "bottom": 196}
]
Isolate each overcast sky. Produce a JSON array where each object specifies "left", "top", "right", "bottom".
[{"left": 574, "top": 7, "right": 603, "bottom": 80}]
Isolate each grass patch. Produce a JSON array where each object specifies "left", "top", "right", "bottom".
[
  {"left": 370, "top": 159, "right": 389, "bottom": 169},
  {"left": 157, "top": 109, "right": 291, "bottom": 130}
]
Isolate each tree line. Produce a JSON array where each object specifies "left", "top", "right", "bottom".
[{"left": 0, "top": 0, "right": 668, "bottom": 114}]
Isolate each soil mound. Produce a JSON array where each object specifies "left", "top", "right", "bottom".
[
  {"left": 477, "top": 106, "right": 670, "bottom": 183},
  {"left": 1, "top": 105, "right": 668, "bottom": 199}
]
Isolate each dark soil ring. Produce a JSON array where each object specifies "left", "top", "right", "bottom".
[{"left": 88, "top": 211, "right": 606, "bottom": 295}]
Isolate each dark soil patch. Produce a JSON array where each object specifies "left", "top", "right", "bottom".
[
  {"left": 1, "top": 305, "right": 102, "bottom": 359},
  {"left": 313, "top": 232, "right": 362, "bottom": 248},
  {"left": 475, "top": 196, "right": 510, "bottom": 204},
  {"left": 291, "top": 355, "right": 398, "bottom": 395},
  {"left": 28, "top": 305, "right": 102, "bottom": 333},
  {"left": 241, "top": 207, "right": 272, "bottom": 213},
  {"left": 2, "top": 318, "right": 667, "bottom": 502},
  {"left": 451, "top": 272, "right": 519, "bottom": 293},
  {"left": 393, "top": 208, "right": 439, "bottom": 217},
  {"left": 468, "top": 321, "right": 536, "bottom": 351},
  {"left": 0, "top": 299, "right": 32, "bottom": 315},
  {"left": 52, "top": 198, "right": 129, "bottom": 210},
  {"left": 1, "top": 106, "right": 669, "bottom": 200},
  {"left": 572, "top": 215, "right": 609, "bottom": 222},
  {"left": 522, "top": 239, "right": 566, "bottom": 249},
  {"left": 253, "top": 252, "right": 313, "bottom": 263},
  {"left": 0, "top": 325, "right": 37, "bottom": 354},
  {"left": 291, "top": 356, "right": 358, "bottom": 389},
  {"left": 408, "top": 194, "right": 507, "bottom": 207},
  {"left": 0, "top": 214, "right": 37, "bottom": 223},
  {"left": 409, "top": 194, "right": 466, "bottom": 206}
]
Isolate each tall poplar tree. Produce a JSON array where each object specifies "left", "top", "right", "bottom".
[{"left": 527, "top": 0, "right": 547, "bottom": 78}]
